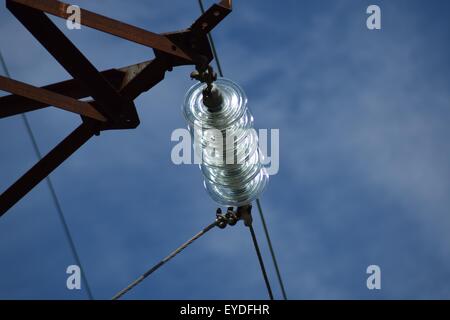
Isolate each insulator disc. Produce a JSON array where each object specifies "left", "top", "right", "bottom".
[{"left": 183, "top": 78, "right": 268, "bottom": 206}]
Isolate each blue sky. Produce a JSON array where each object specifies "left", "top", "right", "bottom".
[{"left": 1, "top": 0, "right": 450, "bottom": 299}]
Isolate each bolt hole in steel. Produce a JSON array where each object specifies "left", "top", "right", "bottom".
[{"left": 183, "top": 78, "right": 268, "bottom": 206}]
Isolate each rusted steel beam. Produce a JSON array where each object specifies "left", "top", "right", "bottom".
[
  {"left": 119, "top": 59, "right": 168, "bottom": 101},
  {"left": 0, "top": 58, "right": 168, "bottom": 120},
  {"left": 8, "top": 0, "right": 191, "bottom": 61},
  {"left": 7, "top": 0, "right": 137, "bottom": 125},
  {"left": 0, "top": 122, "right": 97, "bottom": 216},
  {"left": 0, "top": 69, "right": 126, "bottom": 118},
  {"left": 191, "top": 0, "right": 232, "bottom": 34},
  {"left": 220, "top": 0, "right": 232, "bottom": 8},
  {"left": 0, "top": 76, "right": 106, "bottom": 121}
]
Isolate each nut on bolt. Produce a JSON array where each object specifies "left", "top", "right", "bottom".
[
  {"left": 226, "top": 207, "right": 238, "bottom": 226},
  {"left": 215, "top": 208, "right": 227, "bottom": 229}
]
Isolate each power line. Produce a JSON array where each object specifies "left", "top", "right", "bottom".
[
  {"left": 198, "top": 0, "right": 287, "bottom": 300},
  {"left": 256, "top": 198, "right": 287, "bottom": 299},
  {"left": 248, "top": 224, "right": 274, "bottom": 300},
  {"left": 0, "top": 49, "right": 94, "bottom": 300},
  {"left": 112, "top": 220, "right": 218, "bottom": 300},
  {"left": 112, "top": 210, "right": 274, "bottom": 300}
]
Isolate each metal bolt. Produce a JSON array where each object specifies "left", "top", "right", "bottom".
[
  {"left": 217, "top": 219, "right": 227, "bottom": 229},
  {"left": 227, "top": 215, "right": 237, "bottom": 226}
]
